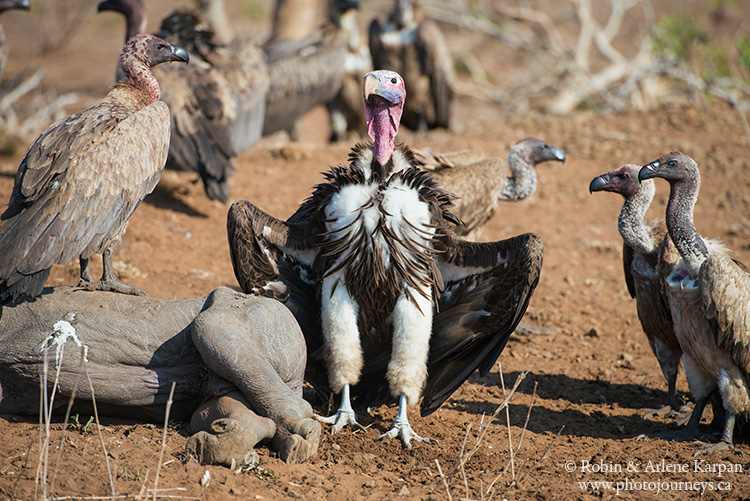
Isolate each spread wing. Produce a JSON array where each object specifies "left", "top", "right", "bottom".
[
  {"left": 700, "top": 251, "right": 750, "bottom": 374},
  {"left": 226, "top": 199, "right": 320, "bottom": 346},
  {"left": 0, "top": 95, "right": 169, "bottom": 280},
  {"left": 421, "top": 231, "right": 544, "bottom": 415}
]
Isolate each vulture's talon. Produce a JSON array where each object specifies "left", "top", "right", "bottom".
[
  {"left": 317, "top": 410, "right": 365, "bottom": 434},
  {"left": 376, "top": 423, "right": 435, "bottom": 449},
  {"left": 693, "top": 440, "right": 733, "bottom": 456}
]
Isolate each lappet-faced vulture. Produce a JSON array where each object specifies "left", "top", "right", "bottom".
[
  {"left": 369, "top": 0, "right": 453, "bottom": 132},
  {"left": 226, "top": 70, "right": 543, "bottom": 448},
  {"left": 0, "top": 34, "right": 188, "bottom": 304},
  {"left": 0, "top": 0, "right": 29, "bottom": 79},
  {"left": 415, "top": 138, "right": 566, "bottom": 240},
  {"left": 589, "top": 164, "right": 683, "bottom": 414},
  {"left": 98, "top": 0, "right": 269, "bottom": 203},
  {"left": 639, "top": 151, "right": 750, "bottom": 454}
]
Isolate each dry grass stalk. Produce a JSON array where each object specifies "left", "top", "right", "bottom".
[
  {"left": 151, "top": 382, "right": 176, "bottom": 501},
  {"left": 435, "top": 459, "right": 453, "bottom": 501},
  {"left": 498, "top": 364, "right": 516, "bottom": 482},
  {"left": 447, "top": 368, "right": 530, "bottom": 477}
]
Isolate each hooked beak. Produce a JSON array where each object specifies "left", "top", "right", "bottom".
[
  {"left": 638, "top": 161, "right": 659, "bottom": 182},
  {"left": 588, "top": 173, "right": 610, "bottom": 193},
  {"left": 550, "top": 146, "right": 566, "bottom": 163},
  {"left": 169, "top": 44, "right": 190, "bottom": 64},
  {"left": 11, "top": 0, "right": 30, "bottom": 9},
  {"left": 363, "top": 72, "right": 402, "bottom": 106}
]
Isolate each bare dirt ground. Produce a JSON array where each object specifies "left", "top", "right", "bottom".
[{"left": 2, "top": 1, "right": 750, "bottom": 500}]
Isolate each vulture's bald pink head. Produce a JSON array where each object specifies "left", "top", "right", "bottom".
[
  {"left": 364, "top": 70, "right": 405, "bottom": 166},
  {"left": 119, "top": 34, "right": 189, "bottom": 104}
]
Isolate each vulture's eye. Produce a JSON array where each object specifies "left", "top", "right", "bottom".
[
  {"left": 158, "top": 44, "right": 167, "bottom": 50},
  {"left": 668, "top": 160, "right": 676, "bottom": 167},
  {"left": 391, "top": 77, "right": 397, "bottom": 84}
]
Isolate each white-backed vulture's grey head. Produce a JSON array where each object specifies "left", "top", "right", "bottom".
[
  {"left": 639, "top": 151, "right": 709, "bottom": 271},
  {"left": 119, "top": 33, "right": 189, "bottom": 104}
]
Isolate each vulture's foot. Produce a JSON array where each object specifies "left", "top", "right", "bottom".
[
  {"left": 186, "top": 417, "right": 265, "bottom": 468},
  {"left": 92, "top": 278, "right": 146, "bottom": 297},
  {"left": 272, "top": 417, "right": 321, "bottom": 464},
  {"left": 376, "top": 421, "right": 437, "bottom": 450},
  {"left": 642, "top": 404, "right": 692, "bottom": 424},
  {"left": 317, "top": 409, "right": 366, "bottom": 434},
  {"left": 692, "top": 439, "right": 733, "bottom": 456}
]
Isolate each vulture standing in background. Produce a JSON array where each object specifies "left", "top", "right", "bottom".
[
  {"left": 262, "top": 0, "right": 362, "bottom": 140},
  {"left": 416, "top": 138, "right": 566, "bottom": 240},
  {"left": 0, "top": 35, "right": 189, "bottom": 304},
  {"left": 0, "top": 0, "right": 29, "bottom": 79},
  {"left": 369, "top": 0, "right": 453, "bottom": 132},
  {"left": 589, "top": 164, "right": 683, "bottom": 414},
  {"left": 325, "top": 1, "right": 371, "bottom": 142},
  {"left": 639, "top": 151, "right": 750, "bottom": 453},
  {"left": 268, "top": 0, "right": 324, "bottom": 43},
  {"left": 98, "top": 0, "right": 269, "bottom": 203},
  {"left": 227, "top": 70, "right": 543, "bottom": 448}
]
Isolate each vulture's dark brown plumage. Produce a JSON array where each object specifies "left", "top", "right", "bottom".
[
  {"left": 639, "top": 151, "right": 750, "bottom": 453},
  {"left": 227, "top": 70, "right": 543, "bottom": 448},
  {"left": 98, "top": 0, "right": 269, "bottom": 203},
  {"left": 369, "top": 0, "right": 453, "bottom": 132},
  {"left": 0, "top": 34, "right": 188, "bottom": 303},
  {"left": 415, "top": 138, "right": 565, "bottom": 240},
  {"left": 262, "top": 0, "right": 361, "bottom": 139},
  {"left": 589, "top": 164, "right": 682, "bottom": 412},
  {"left": 0, "top": 0, "right": 29, "bottom": 79}
]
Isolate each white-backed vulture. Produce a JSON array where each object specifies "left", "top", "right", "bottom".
[
  {"left": 262, "top": 0, "right": 362, "bottom": 140},
  {"left": 415, "top": 138, "right": 565, "bottom": 240},
  {"left": 589, "top": 164, "right": 683, "bottom": 413},
  {"left": 369, "top": 0, "right": 453, "bottom": 132},
  {"left": 0, "top": 34, "right": 189, "bottom": 304},
  {"left": 0, "top": 0, "right": 29, "bottom": 79},
  {"left": 639, "top": 151, "right": 750, "bottom": 453},
  {"left": 226, "top": 70, "right": 543, "bottom": 448},
  {"left": 98, "top": 0, "right": 269, "bottom": 203}
]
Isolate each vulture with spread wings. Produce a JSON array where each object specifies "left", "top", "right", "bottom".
[{"left": 227, "top": 70, "right": 543, "bottom": 448}]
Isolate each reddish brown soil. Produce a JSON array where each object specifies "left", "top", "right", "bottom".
[{"left": 2, "top": 1, "right": 750, "bottom": 500}]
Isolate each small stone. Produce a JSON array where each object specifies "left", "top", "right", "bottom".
[
  {"left": 364, "top": 480, "right": 376, "bottom": 489},
  {"left": 398, "top": 485, "right": 410, "bottom": 496}
]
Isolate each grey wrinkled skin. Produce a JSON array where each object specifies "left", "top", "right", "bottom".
[{"left": 0, "top": 286, "right": 320, "bottom": 466}]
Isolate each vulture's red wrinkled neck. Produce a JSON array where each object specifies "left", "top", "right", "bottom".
[{"left": 366, "top": 98, "right": 402, "bottom": 166}]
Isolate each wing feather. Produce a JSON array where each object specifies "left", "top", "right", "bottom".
[
  {"left": 700, "top": 251, "right": 750, "bottom": 374},
  {"left": 0, "top": 96, "right": 169, "bottom": 280},
  {"left": 420, "top": 231, "right": 544, "bottom": 415}
]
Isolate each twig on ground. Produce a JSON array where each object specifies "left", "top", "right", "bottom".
[
  {"left": 435, "top": 458, "right": 453, "bottom": 501},
  {"left": 152, "top": 381, "right": 176, "bottom": 501},
  {"left": 498, "top": 365, "right": 516, "bottom": 482},
  {"left": 447, "top": 368, "right": 530, "bottom": 477}
]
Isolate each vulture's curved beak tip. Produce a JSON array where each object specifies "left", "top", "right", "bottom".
[
  {"left": 589, "top": 174, "right": 609, "bottom": 193},
  {"left": 171, "top": 45, "right": 190, "bottom": 64},
  {"left": 638, "top": 162, "right": 658, "bottom": 182}
]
